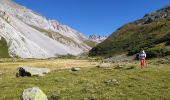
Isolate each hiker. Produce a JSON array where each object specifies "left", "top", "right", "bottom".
[{"left": 139, "top": 50, "right": 146, "bottom": 69}]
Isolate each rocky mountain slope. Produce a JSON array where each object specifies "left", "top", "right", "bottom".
[
  {"left": 89, "top": 34, "right": 107, "bottom": 43},
  {"left": 0, "top": 0, "right": 91, "bottom": 58},
  {"left": 83, "top": 34, "right": 107, "bottom": 48},
  {"left": 89, "top": 5, "right": 170, "bottom": 57}
]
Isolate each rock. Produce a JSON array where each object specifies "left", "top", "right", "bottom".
[
  {"left": 114, "top": 64, "right": 124, "bottom": 69},
  {"left": 89, "top": 34, "right": 107, "bottom": 43},
  {"left": 21, "top": 87, "right": 48, "bottom": 100},
  {"left": 104, "top": 79, "right": 119, "bottom": 85},
  {"left": 71, "top": 67, "right": 81, "bottom": 71},
  {"left": 97, "top": 63, "right": 112, "bottom": 68},
  {"left": 112, "top": 79, "right": 119, "bottom": 85},
  {"left": 16, "top": 67, "right": 50, "bottom": 77},
  {"left": 134, "top": 5, "right": 170, "bottom": 25}
]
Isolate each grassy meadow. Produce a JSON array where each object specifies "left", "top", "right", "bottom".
[{"left": 0, "top": 58, "right": 169, "bottom": 100}]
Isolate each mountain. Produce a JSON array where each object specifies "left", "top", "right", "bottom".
[
  {"left": 89, "top": 34, "right": 107, "bottom": 43},
  {"left": 0, "top": 0, "right": 91, "bottom": 58},
  {"left": 83, "top": 34, "right": 107, "bottom": 48},
  {"left": 89, "top": 5, "right": 170, "bottom": 58}
]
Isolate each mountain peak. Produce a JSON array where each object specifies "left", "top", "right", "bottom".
[
  {"left": 89, "top": 34, "right": 107, "bottom": 43},
  {"left": 0, "top": 0, "right": 90, "bottom": 58}
]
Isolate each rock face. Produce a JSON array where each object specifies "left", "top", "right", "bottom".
[
  {"left": 89, "top": 34, "right": 107, "bottom": 43},
  {"left": 134, "top": 5, "right": 170, "bottom": 25},
  {"left": 71, "top": 67, "right": 81, "bottom": 71},
  {"left": 97, "top": 63, "right": 112, "bottom": 68},
  {"left": 21, "top": 87, "right": 48, "bottom": 100},
  {"left": 0, "top": 0, "right": 90, "bottom": 58},
  {"left": 17, "top": 67, "right": 50, "bottom": 77}
]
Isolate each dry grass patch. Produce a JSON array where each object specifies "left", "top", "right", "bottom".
[{"left": 0, "top": 59, "right": 99, "bottom": 70}]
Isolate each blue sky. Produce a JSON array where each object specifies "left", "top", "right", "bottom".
[{"left": 14, "top": 0, "right": 170, "bottom": 37}]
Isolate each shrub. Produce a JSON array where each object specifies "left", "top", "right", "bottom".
[
  {"left": 127, "top": 49, "right": 139, "bottom": 56},
  {"left": 0, "top": 37, "right": 10, "bottom": 58},
  {"left": 58, "top": 54, "right": 76, "bottom": 59},
  {"left": 145, "top": 47, "right": 170, "bottom": 58},
  {"left": 165, "top": 40, "right": 170, "bottom": 46}
]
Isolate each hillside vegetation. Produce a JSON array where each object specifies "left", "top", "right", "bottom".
[
  {"left": 0, "top": 37, "right": 9, "bottom": 58},
  {"left": 84, "top": 40, "right": 97, "bottom": 48},
  {"left": 89, "top": 6, "right": 170, "bottom": 58}
]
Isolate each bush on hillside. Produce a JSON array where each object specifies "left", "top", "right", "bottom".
[
  {"left": 0, "top": 37, "right": 10, "bottom": 58},
  {"left": 165, "top": 40, "right": 170, "bottom": 46},
  {"left": 58, "top": 54, "right": 76, "bottom": 59},
  {"left": 145, "top": 47, "right": 170, "bottom": 58},
  {"left": 127, "top": 49, "right": 139, "bottom": 56}
]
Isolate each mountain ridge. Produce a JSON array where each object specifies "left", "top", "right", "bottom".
[
  {"left": 89, "top": 5, "right": 170, "bottom": 57},
  {"left": 0, "top": 0, "right": 91, "bottom": 58}
]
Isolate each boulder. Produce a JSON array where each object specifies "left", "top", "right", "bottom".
[
  {"left": 21, "top": 87, "right": 48, "bottom": 100},
  {"left": 16, "top": 67, "right": 50, "bottom": 77},
  {"left": 97, "top": 63, "right": 112, "bottom": 68},
  {"left": 71, "top": 67, "right": 81, "bottom": 71}
]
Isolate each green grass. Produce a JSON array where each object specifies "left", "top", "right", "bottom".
[
  {"left": 0, "top": 59, "right": 169, "bottom": 99},
  {"left": 0, "top": 37, "right": 10, "bottom": 58},
  {"left": 84, "top": 40, "right": 97, "bottom": 48}
]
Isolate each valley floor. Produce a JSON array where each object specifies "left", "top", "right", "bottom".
[{"left": 0, "top": 58, "right": 169, "bottom": 99}]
